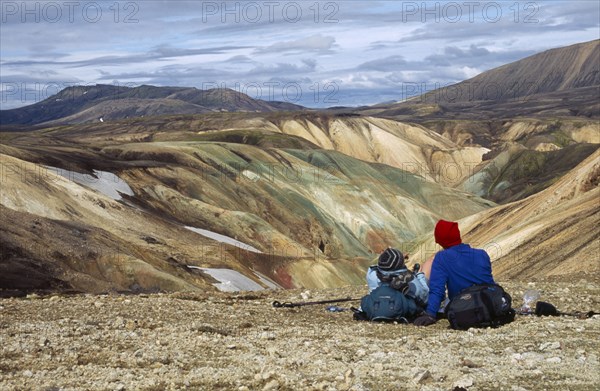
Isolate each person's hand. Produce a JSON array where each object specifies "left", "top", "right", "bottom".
[{"left": 413, "top": 313, "right": 437, "bottom": 326}]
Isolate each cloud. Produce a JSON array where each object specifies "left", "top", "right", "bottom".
[
  {"left": 245, "top": 59, "right": 318, "bottom": 76},
  {"left": 0, "top": 0, "right": 598, "bottom": 109},
  {"left": 398, "top": 3, "right": 600, "bottom": 44},
  {"left": 424, "top": 45, "right": 534, "bottom": 67},
  {"left": 96, "top": 65, "right": 229, "bottom": 83},
  {"left": 357, "top": 55, "right": 407, "bottom": 72},
  {"left": 225, "top": 55, "right": 255, "bottom": 63},
  {"left": 348, "top": 44, "right": 537, "bottom": 87},
  {"left": 2, "top": 45, "right": 251, "bottom": 68},
  {"left": 366, "top": 42, "right": 395, "bottom": 51},
  {"left": 254, "top": 34, "right": 336, "bottom": 54}
]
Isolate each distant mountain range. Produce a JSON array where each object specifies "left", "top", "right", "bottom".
[
  {"left": 3, "top": 40, "right": 599, "bottom": 128},
  {"left": 0, "top": 85, "right": 305, "bottom": 126},
  {"left": 428, "top": 39, "right": 599, "bottom": 103},
  {"left": 2, "top": 40, "right": 599, "bottom": 128},
  {"left": 358, "top": 39, "right": 600, "bottom": 120}
]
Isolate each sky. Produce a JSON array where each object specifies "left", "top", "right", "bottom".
[{"left": 1, "top": 0, "right": 599, "bottom": 109}]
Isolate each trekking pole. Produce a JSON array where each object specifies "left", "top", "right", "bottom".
[
  {"left": 272, "top": 297, "right": 360, "bottom": 308},
  {"left": 560, "top": 310, "right": 599, "bottom": 319}
]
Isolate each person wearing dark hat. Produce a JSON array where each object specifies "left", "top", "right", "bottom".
[
  {"left": 366, "top": 248, "right": 429, "bottom": 308},
  {"left": 356, "top": 247, "right": 427, "bottom": 322},
  {"left": 414, "top": 220, "right": 496, "bottom": 326},
  {"left": 367, "top": 248, "right": 406, "bottom": 291}
]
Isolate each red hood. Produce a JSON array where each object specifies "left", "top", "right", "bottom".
[{"left": 434, "top": 220, "right": 462, "bottom": 249}]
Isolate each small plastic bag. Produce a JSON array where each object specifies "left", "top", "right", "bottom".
[{"left": 520, "top": 289, "right": 541, "bottom": 313}]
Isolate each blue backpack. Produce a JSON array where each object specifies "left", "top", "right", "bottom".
[
  {"left": 359, "top": 284, "right": 419, "bottom": 322},
  {"left": 366, "top": 266, "right": 429, "bottom": 308}
]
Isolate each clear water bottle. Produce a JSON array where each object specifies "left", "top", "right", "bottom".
[
  {"left": 520, "top": 290, "right": 541, "bottom": 314},
  {"left": 326, "top": 305, "right": 345, "bottom": 312}
]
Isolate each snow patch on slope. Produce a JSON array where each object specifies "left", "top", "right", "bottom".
[
  {"left": 184, "top": 226, "right": 262, "bottom": 253},
  {"left": 45, "top": 166, "right": 133, "bottom": 200},
  {"left": 186, "top": 267, "right": 265, "bottom": 292}
]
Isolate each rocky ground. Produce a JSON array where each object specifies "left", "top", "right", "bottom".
[{"left": 1, "top": 277, "right": 599, "bottom": 391}]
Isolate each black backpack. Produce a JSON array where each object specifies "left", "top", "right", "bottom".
[
  {"left": 445, "top": 284, "right": 515, "bottom": 330},
  {"left": 358, "top": 284, "right": 419, "bottom": 322}
]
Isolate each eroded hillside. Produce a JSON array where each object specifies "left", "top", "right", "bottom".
[
  {"left": 1, "top": 107, "right": 597, "bottom": 294},
  {"left": 19, "top": 113, "right": 489, "bottom": 187},
  {"left": 410, "top": 149, "right": 600, "bottom": 279},
  {"left": 0, "top": 115, "right": 494, "bottom": 293}
]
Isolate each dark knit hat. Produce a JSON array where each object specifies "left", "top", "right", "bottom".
[
  {"left": 377, "top": 248, "right": 405, "bottom": 272},
  {"left": 434, "top": 220, "right": 462, "bottom": 249}
]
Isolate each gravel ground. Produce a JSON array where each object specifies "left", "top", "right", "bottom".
[{"left": 1, "top": 279, "right": 599, "bottom": 391}]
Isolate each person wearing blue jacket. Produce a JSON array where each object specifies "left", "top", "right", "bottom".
[
  {"left": 356, "top": 248, "right": 427, "bottom": 321},
  {"left": 366, "top": 248, "right": 429, "bottom": 308},
  {"left": 414, "top": 219, "right": 495, "bottom": 327}
]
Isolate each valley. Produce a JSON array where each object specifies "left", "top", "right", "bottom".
[{"left": 1, "top": 40, "right": 599, "bottom": 296}]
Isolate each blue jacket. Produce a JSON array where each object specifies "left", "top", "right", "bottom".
[{"left": 425, "top": 243, "right": 495, "bottom": 316}]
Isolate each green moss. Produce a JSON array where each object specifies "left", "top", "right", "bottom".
[
  {"left": 550, "top": 130, "right": 574, "bottom": 147},
  {"left": 487, "top": 143, "right": 598, "bottom": 203},
  {"left": 181, "top": 129, "right": 319, "bottom": 150},
  {"left": 488, "top": 150, "right": 544, "bottom": 197}
]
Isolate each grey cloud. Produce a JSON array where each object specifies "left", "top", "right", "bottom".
[
  {"left": 538, "top": 1, "right": 600, "bottom": 20},
  {"left": 96, "top": 65, "right": 230, "bottom": 83},
  {"left": 357, "top": 55, "right": 407, "bottom": 72},
  {"left": 245, "top": 60, "right": 317, "bottom": 77},
  {"left": 0, "top": 73, "right": 82, "bottom": 85},
  {"left": 26, "top": 43, "right": 69, "bottom": 59},
  {"left": 367, "top": 42, "right": 395, "bottom": 51},
  {"left": 94, "top": 57, "right": 318, "bottom": 86},
  {"left": 424, "top": 45, "right": 534, "bottom": 68},
  {"left": 193, "top": 1, "right": 369, "bottom": 36},
  {"left": 225, "top": 55, "right": 255, "bottom": 63},
  {"left": 400, "top": 23, "right": 500, "bottom": 44},
  {"left": 446, "top": 45, "right": 490, "bottom": 57},
  {"left": 302, "top": 58, "right": 317, "bottom": 69},
  {"left": 150, "top": 45, "right": 227, "bottom": 58},
  {"left": 354, "top": 46, "right": 538, "bottom": 85},
  {"left": 399, "top": 10, "right": 599, "bottom": 44},
  {"left": 254, "top": 34, "right": 336, "bottom": 54},
  {"left": 2, "top": 45, "right": 251, "bottom": 68},
  {"left": 263, "top": 76, "right": 313, "bottom": 85}
]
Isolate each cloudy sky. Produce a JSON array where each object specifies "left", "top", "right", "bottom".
[{"left": 1, "top": 1, "right": 599, "bottom": 109}]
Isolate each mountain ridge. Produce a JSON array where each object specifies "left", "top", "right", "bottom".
[
  {"left": 357, "top": 40, "right": 600, "bottom": 121},
  {"left": 0, "top": 84, "right": 305, "bottom": 126},
  {"left": 425, "top": 39, "right": 600, "bottom": 103}
]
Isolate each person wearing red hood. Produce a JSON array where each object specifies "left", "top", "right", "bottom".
[{"left": 414, "top": 219, "right": 495, "bottom": 326}]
